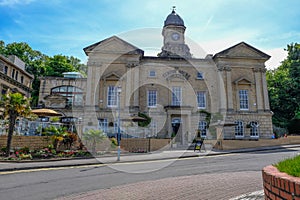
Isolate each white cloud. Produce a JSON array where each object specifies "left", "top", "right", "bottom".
[{"left": 265, "top": 48, "right": 287, "bottom": 69}]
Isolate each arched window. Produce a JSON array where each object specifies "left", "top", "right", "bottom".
[
  {"left": 51, "top": 86, "right": 83, "bottom": 106},
  {"left": 235, "top": 120, "right": 244, "bottom": 137},
  {"left": 249, "top": 121, "right": 259, "bottom": 137}
]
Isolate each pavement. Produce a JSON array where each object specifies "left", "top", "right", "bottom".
[{"left": 1, "top": 144, "right": 300, "bottom": 200}]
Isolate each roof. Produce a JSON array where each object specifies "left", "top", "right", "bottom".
[
  {"left": 83, "top": 35, "right": 144, "bottom": 56},
  {"left": 164, "top": 10, "right": 185, "bottom": 27},
  {"left": 213, "top": 42, "right": 271, "bottom": 60}
]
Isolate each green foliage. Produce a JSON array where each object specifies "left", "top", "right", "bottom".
[
  {"left": 267, "top": 43, "right": 300, "bottom": 131},
  {"left": 275, "top": 155, "right": 300, "bottom": 177},
  {"left": 111, "top": 138, "right": 118, "bottom": 147},
  {"left": 137, "top": 112, "right": 151, "bottom": 127},
  {"left": 82, "top": 129, "right": 106, "bottom": 153},
  {"left": 50, "top": 116, "right": 60, "bottom": 122},
  {"left": 1, "top": 91, "right": 31, "bottom": 156},
  {"left": 45, "top": 54, "right": 78, "bottom": 77}
]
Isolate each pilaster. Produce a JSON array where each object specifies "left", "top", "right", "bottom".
[{"left": 253, "top": 68, "right": 263, "bottom": 111}]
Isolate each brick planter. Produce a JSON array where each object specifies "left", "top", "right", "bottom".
[{"left": 262, "top": 165, "right": 300, "bottom": 200}]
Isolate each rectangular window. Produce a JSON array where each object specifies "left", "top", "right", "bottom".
[
  {"left": 197, "top": 91, "right": 206, "bottom": 109},
  {"left": 15, "top": 71, "right": 18, "bottom": 80},
  {"left": 172, "top": 87, "right": 182, "bottom": 106},
  {"left": 239, "top": 90, "right": 249, "bottom": 110},
  {"left": 20, "top": 76, "right": 24, "bottom": 84},
  {"left": 250, "top": 121, "right": 259, "bottom": 137},
  {"left": 11, "top": 69, "right": 15, "bottom": 78},
  {"left": 198, "top": 121, "right": 207, "bottom": 137},
  {"left": 4, "top": 66, "right": 8, "bottom": 75},
  {"left": 235, "top": 121, "right": 244, "bottom": 137},
  {"left": 98, "top": 118, "right": 108, "bottom": 133},
  {"left": 149, "top": 70, "right": 156, "bottom": 77},
  {"left": 107, "top": 86, "right": 118, "bottom": 107},
  {"left": 147, "top": 90, "right": 157, "bottom": 107},
  {"left": 197, "top": 72, "right": 204, "bottom": 79}
]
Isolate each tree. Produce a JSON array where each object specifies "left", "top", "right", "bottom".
[
  {"left": 267, "top": 43, "right": 300, "bottom": 131},
  {"left": 45, "top": 55, "right": 78, "bottom": 77},
  {"left": 1, "top": 90, "right": 31, "bottom": 156},
  {"left": 82, "top": 129, "right": 106, "bottom": 154}
]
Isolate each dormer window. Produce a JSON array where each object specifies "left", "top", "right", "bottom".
[
  {"left": 197, "top": 72, "right": 204, "bottom": 80},
  {"left": 149, "top": 70, "right": 156, "bottom": 77}
]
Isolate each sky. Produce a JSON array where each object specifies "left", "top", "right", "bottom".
[{"left": 0, "top": 0, "right": 299, "bottom": 69}]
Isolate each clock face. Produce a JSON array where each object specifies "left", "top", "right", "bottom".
[{"left": 171, "top": 33, "right": 180, "bottom": 41}]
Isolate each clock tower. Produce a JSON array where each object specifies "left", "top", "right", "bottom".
[{"left": 158, "top": 7, "right": 192, "bottom": 58}]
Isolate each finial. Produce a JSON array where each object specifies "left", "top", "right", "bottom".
[{"left": 172, "top": 6, "right": 176, "bottom": 13}]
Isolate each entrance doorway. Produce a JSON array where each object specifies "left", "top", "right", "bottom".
[{"left": 172, "top": 118, "right": 182, "bottom": 143}]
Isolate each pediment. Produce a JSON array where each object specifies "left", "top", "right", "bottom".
[
  {"left": 233, "top": 77, "right": 253, "bottom": 85},
  {"left": 84, "top": 36, "right": 144, "bottom": 56},
  {"left": 102, "top": 71, "right": 121, "bottom": 80},
  {"left": 214, "top": 42, "right": 270, "bottom": 60}
]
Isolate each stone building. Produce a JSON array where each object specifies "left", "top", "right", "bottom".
[
  {"left": 39, "top": 9, "right": 273, "bottom": 144},
  {"left": 0, "top": 55, "right": 33, "bottom": 98}
]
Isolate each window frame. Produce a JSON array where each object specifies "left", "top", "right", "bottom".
[
  {"left": 198, "top": 121, "right": 207, "bottom": 137},
  {"left": 249, "top": 121, "right": 259, "bottom": 137},
  {"left": 98, "top": 118, "right": 108, "bottom": 133},
  {"left": 235, "top": 120, "right": 244, "bottom": 137},
  {"left": 107, "top": 85, "right": 118, "bottom": 107},
  {"left": 147, "top": 90, "right": 157, "bottom": 108},
  {"left": 239, "top": 89, "right": 249, "bottom": 110},
  {"left": 172, "top": 86, "right": 182, "bottom": 106},
  {"left": 196, "top": 72, "right": 204, "bottom": 80},
  {"left": 51, "top": 85, "right": 83, "bottom": 106},
  {"left": 197, "top": 91, "right": 206, "bottom": 109},
  {"left": 149, "top": 70, "right": 156, "bottom": 77}
]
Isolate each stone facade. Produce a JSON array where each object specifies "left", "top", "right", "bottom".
[
  {"left": 0, "top": 55, "right": 33, "bottom": 97},
  {"left": 0, "top": 55, "right": 33, "bottom": 118},
  {"left": 39, "top": 9, "right": 273, "bottom": 144}
]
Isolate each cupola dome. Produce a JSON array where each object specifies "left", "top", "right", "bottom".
[{"left": 164, "top": 9, "right": 185, "bottom": 27}]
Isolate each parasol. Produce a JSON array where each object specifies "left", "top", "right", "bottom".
[{"left": 31, "top": 108, "right": 63, "bottom": 117}]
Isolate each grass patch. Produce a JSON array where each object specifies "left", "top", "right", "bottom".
[{"left": 275, "top": 155, "right": 300, "bottom": 177}]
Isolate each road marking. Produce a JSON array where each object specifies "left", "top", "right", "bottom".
[
  {"left": 0, "top": 153, "right": 239, "bottom": 175},
  {"left": 229, "top": 190, "right": 264, "bottom": 200}
]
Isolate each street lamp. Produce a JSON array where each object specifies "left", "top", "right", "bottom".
[{"left": 117, "top": 86, "right": 122, "bottom": 161}]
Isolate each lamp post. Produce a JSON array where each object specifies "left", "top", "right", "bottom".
[{"left": 117, "top": 86, "right": 122, "bottom": 161}]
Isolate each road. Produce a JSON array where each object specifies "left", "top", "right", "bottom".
[{"left": 0, "top": 147, "right": 299, "bottom": 200}]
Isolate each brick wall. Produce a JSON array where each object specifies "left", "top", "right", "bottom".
[
  {"left": 0, "top": 136, "right": 52, "bottom": 150},
  {"left": 262, "top": 165, "right": 300, "bottom": 200}
]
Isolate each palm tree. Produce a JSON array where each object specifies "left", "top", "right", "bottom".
[
  {"left": 82, "top": 129, "right": 106, "bottom": 154},
  {"left": 1, "top": 90, "right": 31, "bottom": 156}
]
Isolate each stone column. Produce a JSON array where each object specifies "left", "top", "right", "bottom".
[
  {"left": 225, "top": 66, "right": 233, "bottom": 111},
  {"left": 217, "top": 66, "right": 227, "bottom": 113},
  {"left": 84, "top": 61, "right": 102, "bottom": 131},
  {"left": 85, "top": 66, "right": 94, "bottom": 106},
  {"left": 133, "top": 64, "right": 140, "bottom": 107},
  {"left": 261, "top": 68, "right": 270, "bottom": 110},
  {"left": 125, "top": 63, "right": 133, "bottom": 107},
  {"left": 254, "top": 68, "right": 263, "bottom": 111}
]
